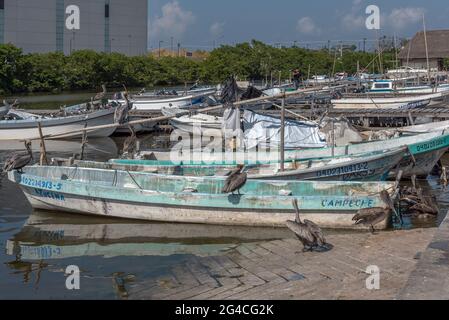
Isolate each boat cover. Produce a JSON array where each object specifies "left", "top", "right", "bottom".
[{"left": 242, "top": 110, "right": 327, "bottom": 149}]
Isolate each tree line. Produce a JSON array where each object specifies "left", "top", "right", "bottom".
[{"left": 1, "top": 40, "right": 396, "bottom": 95}]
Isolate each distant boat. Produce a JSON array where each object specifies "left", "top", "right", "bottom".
[
  {"left": 8, "top": 166, "right": 396, "bottom": 229},
  {"left": 0, "top": 106, "right": 117, "bottom": 141},
  {"left": 332, "top": 91, "right": 447, "bottom": 110},
  {"left": 368, "top": 79, "right": 449, "bottom": 94},
  {"left": 115, "top": 91, "right": 214, "bottom": 111}
]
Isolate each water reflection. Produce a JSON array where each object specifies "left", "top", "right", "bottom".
[{"left": 6, "top": 210, "right": 293, "bottom": 261}]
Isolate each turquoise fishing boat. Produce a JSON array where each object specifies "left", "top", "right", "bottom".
[
  {"left": 93, "top": 147, "right": 407, "bottom": 182},
  {"left": 8, "top": 166, "right": 396, "bottom": 229},
  {"left": 139, "top": 130, "right": 449, "bottom": 178}
]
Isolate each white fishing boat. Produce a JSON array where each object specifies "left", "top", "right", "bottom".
[
  {"left": 115, "top": 91, "right": 214, "bottom": 111},
  {"left": 368, "top": 80, "right": 449, "bottom": 94},
  {"left": 0, "top": 137, "right": 118, "bottom": 157},
  {"left": 169, "top": 112, "right": 223, "bottom": 134},
  {"left": 0, "top": 107, "right": 117, "bottom": 141},
  {"left": 332, "top": 91, "right": 446, "bottom": 110}
]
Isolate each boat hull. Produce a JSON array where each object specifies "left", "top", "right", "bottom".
[
  {"left": 146, "top": 131, "right": 449, "bottom": 178},
  {"left": 0, "top": 108, "right": 116, "bottom": 140},
  {"left": 9, "top": 168, "right": 395, "bottom": 230},
  {"left": 108, "top": 148, "right": 405, "bottom": 182},
  {"left": 19, "top": 187, "right": 389, "bottom": 230}
]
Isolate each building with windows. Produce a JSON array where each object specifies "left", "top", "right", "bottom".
[{"left": 0, "top": 0, "right": 148, "bottom": 55}]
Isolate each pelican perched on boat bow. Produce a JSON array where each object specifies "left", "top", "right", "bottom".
[
  {"left": 2, "top": 141, "right": 33, "bottom": 174},
  {"left": 286, "top": 199, "right": 329, "bottom": 252}
]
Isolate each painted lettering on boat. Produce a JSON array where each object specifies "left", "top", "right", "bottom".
[
  {"left": 321, "top": 199, "right": 374, "bottom": 208},
  {"left": 342, "top": 169, "right": 376, "bottom": 181},
  {"left": 22, "top": 177, "right": 63, "bottom": 191},
  {"left": 34, "top": 189, "right": 65, "bottom": 201},
  {"left": 316, "top": 162, "right": 369, "bottom": 178},
  {"left": 415, "top": 138, "right": 446, "bottom": 153}
]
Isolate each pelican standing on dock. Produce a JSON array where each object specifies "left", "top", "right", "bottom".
[
  {"left": 222, "top": 165, "right": 247, "bottom": 195},
  {"left": 352, "top": 190, "right": 393, "bottom": 233},
  {"left": 2, "top": 141, "right": 33, "bottom": 174},
  {"left": 286, "top": 199, "right": 328, "bottom": 252}
]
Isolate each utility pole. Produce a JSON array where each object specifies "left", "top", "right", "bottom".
[
  {"left": 158, "top": 40, "right": 164, "bottom": 58},
  {"left": 170, "top": 36, "right": 174, "bottom": 56}
]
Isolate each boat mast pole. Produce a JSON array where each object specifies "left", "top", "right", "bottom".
[
  {"left": 280, "top": 94, "right": 285, "bottom": 172},
  {"left": 423, "top": 14, "right": 431, "bottom": 85}
]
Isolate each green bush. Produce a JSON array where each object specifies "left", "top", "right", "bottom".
[{"left": 0, "top": 42, "right": 397, "bottom": 94}]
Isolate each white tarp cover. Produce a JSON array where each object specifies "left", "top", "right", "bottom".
[{"left": 242, "top": 110, "right": 327, "bottom": 149}]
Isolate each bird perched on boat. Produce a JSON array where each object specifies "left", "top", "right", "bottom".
[
  {"left": 222, "top": 164, "right": 247, "bottom": 195},
  {"left": 94, "top": 84, "right": 107, "bottom": 101},
  {"left": 286, "top": 199, "right": 328, "bottom": 252},
  {"left": 114, "top": 93, "right": 131, "bottom": 125},
  {"left": 352, "top": 190, "right": 393, "bottom": 233},
  {"left": 2, "top": 141, "right": 33, "bottom": 174},
  {"left": 122, "top": 126, "right": 139, "bottom": 158}
]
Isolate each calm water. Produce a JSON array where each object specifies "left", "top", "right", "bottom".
[{"left": 1, "top": 95, "right": 448, "bottom": 298}]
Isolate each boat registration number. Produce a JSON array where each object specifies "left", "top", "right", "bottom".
[
  {"left": 316, "top": 162, "right": 369, "bottom": 177},
  {"left": 21, "top": 177, "right": 63, "bottom": 191}
]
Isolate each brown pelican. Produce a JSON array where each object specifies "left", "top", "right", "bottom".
[
  {"left": 114, "top": 95, "right": 131, "bottom": 125},
  {"left": 2, "top": 141, "right": 33, "bottom": 173},
  {"left": 122, "top": 126, "right": 138, "bottom": 158},
  {"left": 94, "top": 84, "right": 107, "bottom": 101},
  {"left": 352, "top": 190, "right": 392, "bottom": 233},
  {"left": 286, "top": 199, "right": 328, "bottom": 252},
  {"left": 222, "top": 165, "right": 247, "bottom": 195}
]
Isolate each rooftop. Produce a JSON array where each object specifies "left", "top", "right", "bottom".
[{"left": 399, "top": 29, "right": 449, "bottom": 60}]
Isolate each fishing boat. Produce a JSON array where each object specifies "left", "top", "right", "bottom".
[
  {"left": 6, "top": 211, "right": 291, "bottom": 260},
  {"left": 0, "top": 105, "right": 118, "bottom": 141},
  {"left": 139, "top": 130, "right": 449, "bottom": 178},
  {"left": 101, "top": 147, "right": 406, "bottom": 182},
  {"left": 0, "top": 137, "right": 118, "bottom": 157},
  {"left": 332, "top": 91, "right": 447, "bottom": 110},
  {"left": 8, "top": 166, "right": 396, "bottom": 229},
  {"left": 168, "top": 112, "right": 223, "bottom": 134},
  {"left": 137, "top": 86, "right": 217, "bottom": 98},
  {"left": 368, "top": 79, "right": 449, "bottom": 94},
  {"left": 115, "top": 91, "right": 214, "bottom": 111}
]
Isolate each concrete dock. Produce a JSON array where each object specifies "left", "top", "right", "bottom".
[{"left": 126, "top": 213, "right": 449, "bottom": 300}]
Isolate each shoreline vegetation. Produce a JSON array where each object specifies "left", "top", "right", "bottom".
[{"left": 1, "top": 40, "right": 399, "bottom": 95}]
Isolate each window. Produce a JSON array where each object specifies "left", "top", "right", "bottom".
[
  {"left": 0, "top": 0, "right": 4, "bottom": 10},
  {"left": 105, "top": 4, "right": 109, "bottom": 18}
]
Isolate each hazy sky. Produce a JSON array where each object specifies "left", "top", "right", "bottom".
[{"left": 148, "top": 0, "right": 449, "bottom": 50}]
